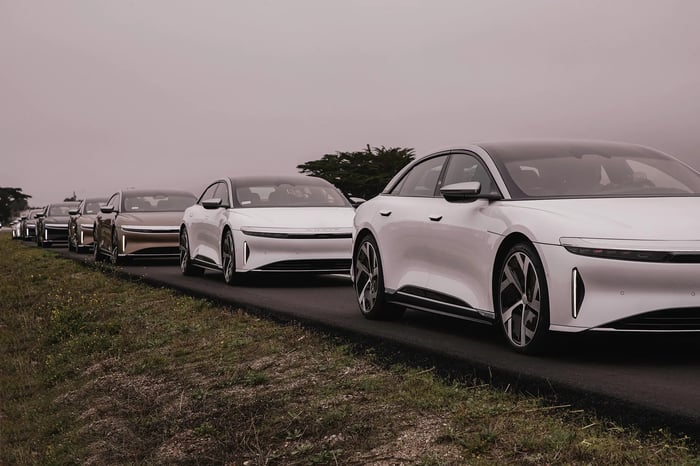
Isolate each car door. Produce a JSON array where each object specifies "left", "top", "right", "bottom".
[
  {"left": 374, "top": 154, "right": 448, "bottom": 294},
  {"left": 423, "top": 152, "right": 502, "bottom": 316},
  {"left": 186, "top": 183, "right": 218, "bottom": 264}
]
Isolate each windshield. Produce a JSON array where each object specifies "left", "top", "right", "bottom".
[
  {"left": 123, "top": 194, "right": 196, "bottom": 212},
  {"left": 48, "top": 205, "right": 76, "bottom": 216},
  {"left": 236, "top": 183, "right": 349, "bottom": 208},
  {"left": 84, "top": 200, "right": 105, "bottom": 214},
  {"left": 485, "top": 142, "right": 700, "bottom": 199}
]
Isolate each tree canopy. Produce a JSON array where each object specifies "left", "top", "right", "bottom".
[
  {"left": 0, "top": 187, "right": 31, "bottom": 224},
  {"left": 297, "top": 145, "right": 414, "bottom": 200}
]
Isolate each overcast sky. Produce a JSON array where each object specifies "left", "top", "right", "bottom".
[{"left": 2, "top": 0, "right": 700, "bottom": 206}]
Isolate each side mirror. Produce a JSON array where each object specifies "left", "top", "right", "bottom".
[
  {"left": 440, "top": 182, "right": 502, "bottom": 203},
  {"left": 348, "top": 197, "right": 366, "bottom": 208},
  {"left": 100, "top": 205, "right": 115, "bottom": 214},
  {"left": 36, "top": 213, "right": 45, "bottom": 218},
  {"left": 202, "top": 198, "right": 223, "bottom": 209},
  {"left": 68, "top": 209, "right": 79, "bottom": 216}
]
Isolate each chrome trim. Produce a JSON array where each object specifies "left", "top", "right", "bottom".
[
  {"left": 241, "top": 228, "right": 352, "bottom": 239},
  {"left": 79, "top": 224, "right": 93, "bottom": 230},
  {"left": 591, "top": 328, "right": 700, "bottom": 333},
  {"left": 45, "top": 223, "right": 67, "bottom": 228},
  {"left": 121, "top": 225, "right": 179, "bottom": 233},
  {"left": 572, "top": 268, "right": 579, "bottom": 318}
]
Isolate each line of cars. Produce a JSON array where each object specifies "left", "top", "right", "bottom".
[{"left": 10, "top": 140, "right": 700, "bottom": 353}]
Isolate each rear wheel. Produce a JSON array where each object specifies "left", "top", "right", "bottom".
[
  {"left": 180, "top": 228, "right": 204, "bottom": 276},
  {"left": 222, "top": 230, "right": 237, "bottom": 285},
  {"left": 495, "top": 242, "right": 550, "bottom": 354},
  {"left": 353, "top": 234, "right": 404, "bottom": 320}
]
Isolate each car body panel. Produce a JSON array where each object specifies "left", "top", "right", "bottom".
[
  {"left": 182, "top": 176, "right": 355, "bottom": 275},
  {"left": 95, "top": 190, "right": 195, "bottom": 260},
  {"left": 353, "top": 140, "right": 700, "bottom": 341}
]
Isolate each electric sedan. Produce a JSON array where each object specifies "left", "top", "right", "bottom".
[
  {"left": 180, "top": 175, "right": 355, "bottom": 283},
  {"left": 36, "top": 202, "right": 80, "bottom": 247},
  {"left": 94, "top": 189, "right": 196, "bottom": 265},
  {"left": 21, "top": 209, "right": 44, "bottom": 241},
  {"left": 68, "top": 197, "right": 107, "bottom": 252},
  {"left": 352, "top": 140, "right": 700, "bottom": 354}
]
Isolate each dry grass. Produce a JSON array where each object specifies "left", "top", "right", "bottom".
[{"left": 0, "top": 233, "right": 698, "bottom": 465}]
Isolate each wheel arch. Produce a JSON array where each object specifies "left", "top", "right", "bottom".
[{"left": 491, "top": 232, "right": 537, "bottom": 308}]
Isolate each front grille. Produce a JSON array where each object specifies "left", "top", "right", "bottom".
[
  {"left": 603, "top": 308, "right": 700, "bottom": 330},
  {"left": 257, "top": 259, "right": 351, "bottom": 272}
]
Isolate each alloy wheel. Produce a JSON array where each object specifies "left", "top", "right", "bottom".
[
  {"left": 498, "top": 249, "right": 544, "bottom": 350},
  {"left": 354, "top": 240, "right": 379, "bottom": 313},
  {"left": 222, "top": 230, "right": 235, "bottom": 284}
]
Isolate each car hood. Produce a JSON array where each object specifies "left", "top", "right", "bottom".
[
  {"left": 43, "top": 216, "right": 71, "bottom": 224},
  {"left": 496, "top": 197, "right": 700, "bottom": 244},
  {"left": 230, "top": 207, "right": 355, "bottom": 231},
  {"left": 116, "top": 211, "right": 184, "bottom": 227}
]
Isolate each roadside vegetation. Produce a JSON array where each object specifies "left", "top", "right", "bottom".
[{"left": 1, "top": 234, "right": 698, "bottom": 465}]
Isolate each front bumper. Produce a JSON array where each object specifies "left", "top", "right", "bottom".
[
  {"left": 539, "top": 242, "right": 700, "bottom": 333},
  {"left": 117, "top": 225, "right": 180, "bottom": 258},
  {"left": 234, "top": 229, "right": 352, "bottom": 273}
]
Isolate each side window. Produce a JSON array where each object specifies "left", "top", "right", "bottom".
[
  {"left": 198, "top": 183, "right": 219, "bottom": 204},
  {"left": 396, "top": 156, "right": 447, "bottom": 197},
  {"left": 213, "top": 183, "right": 230, "bottom": 206},
  {"left": 442, "top": 153, "right": 497, "bottom": 194}
]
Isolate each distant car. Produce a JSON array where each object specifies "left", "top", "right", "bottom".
[
  {"left": 21, "top": 209, "right": 44, "bottom": 241},
  {"left": 68, "top": 197, "right": 108, "bottom": 252},
  {"left": 11, "top": 219, "right": 22, "bottom": 239},
  {"left": 93, "top": 189, "right": 196, "bottom": 265},
  {"left": 179, "top": 175, "right": 355, "bottom": 283},
  {"left": 352, "top": 140, "right": 700, "bottom": 354},
  {"left": 36, "top": 202, "right": 81, "bottom": 247}
]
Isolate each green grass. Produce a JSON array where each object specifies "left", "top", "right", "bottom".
[{"left": 0, "top": 233, "right": 698, "bottom": 464}]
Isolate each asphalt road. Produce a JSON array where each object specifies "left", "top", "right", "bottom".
[{"left": 51, "top": 246, "right": 700, "bottom": 434}]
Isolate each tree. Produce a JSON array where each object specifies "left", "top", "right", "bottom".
[
  {"left": 297, "top": 145, "right": 414, "bottom": 200},
  {"left": 0, "top": 187, "right": 31, "bottom": 224}
]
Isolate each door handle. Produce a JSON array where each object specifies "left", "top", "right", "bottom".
[
  {"left": 379, "top": 210, "right": 392, "bottom": 217},
  {"left": 429, "top": 215, "right": 443, "bottom": 222}
]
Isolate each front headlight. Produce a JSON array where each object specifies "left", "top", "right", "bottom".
[{"left": 560, "top": 237, "right": 688, "bottom": 263}]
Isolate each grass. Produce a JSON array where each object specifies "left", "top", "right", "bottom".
[{"left": 0, "top": 233, "right": 698, "bottom": 464}]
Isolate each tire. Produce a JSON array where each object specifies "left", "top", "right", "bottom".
[
  {"left": 495, "top": 242, "right": 550, "bottom": 354},
  {"left": 180, "top": 228, "right": 204, "bottom": 276},
  {"left": 353, "top": 234, "right": 404, "bottom": 320},
  {"left": 222, "top": 229, "right": 238, "bottom": 285},
  {"left": 110, "top": 229, "right": 124, "bottom": 265},
  {"left": 93, "top": 226, "right": 105, "bottom": 262}
]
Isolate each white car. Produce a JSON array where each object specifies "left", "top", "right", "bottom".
[
  {"left": 352, "top": 140, "right": 700, "bottom": 354},
  {"left": 180, "top": 175, "right": 356, "bottom": 283}
]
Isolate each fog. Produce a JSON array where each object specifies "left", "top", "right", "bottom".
[{"left": 2, "top": 0, "right": 700, "bottom": 206}]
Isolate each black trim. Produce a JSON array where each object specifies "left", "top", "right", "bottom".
[
  {"left": 388, "top": 286, "right": 493, "bottom": 324},
  {"left": 602, "top": 308, "right": 700, "bottom": 331}
]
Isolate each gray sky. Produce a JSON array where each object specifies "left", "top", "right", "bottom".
[{"left": 2, "top": 0, "right": 700, "bottom": 206}]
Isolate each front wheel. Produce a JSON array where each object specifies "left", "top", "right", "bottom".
[
  {"left": 180, "top": 228, "right": 204, "bottom": 276},
  {"left": 110, "top": 229, "right": 124, "bottom": 265},
  {"left": 353, "top": 235, "right": 404, "bottom": 320},
  {"left": 495, "top": 242, "right": 550, "bottom": 354},
  {"left": 93, "top": 227, "right": 105, "bottom": 262},
  {"left": 222, "top": 230, "right": 238, "bottom": 285}
]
